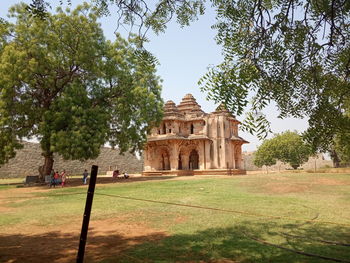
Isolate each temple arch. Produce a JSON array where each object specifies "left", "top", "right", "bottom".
[
  {"left": 189, "top": 149, "right": 199, "bottom": 169},
  {"left": 161, "top": 152, "right": 170, "bottom": 170},
  {"left": 157, "top": 147, "right": 171, "bottom": 170},
  {"left": 178, "top": 154, "right": 182, "bottom": 170},
  {"left": 234, "top": 147, "right": 240, "bottom": 169}
]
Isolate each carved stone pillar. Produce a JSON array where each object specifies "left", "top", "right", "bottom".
[
  {"left": 182, "top": 154, "right": 189, "bottom": 170},
  {"left": 168, "top": 142, "right": 178, "bottom": 170}
]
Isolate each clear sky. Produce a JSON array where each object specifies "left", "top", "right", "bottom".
[{"left": 0, "top": 0, "right": 309, "bottom": 151}]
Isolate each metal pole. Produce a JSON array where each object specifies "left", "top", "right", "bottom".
[{"left": 77, "top": 165, "right": 98, "bottom": 263}]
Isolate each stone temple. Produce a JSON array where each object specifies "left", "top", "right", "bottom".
[{"left": 143, "top": 94, "right": 248, "bottom": 176}]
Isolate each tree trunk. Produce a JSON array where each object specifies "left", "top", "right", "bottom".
[
  {"left": 38, "top": 152, "right": 54, "bottom": 181},
  {"left": 330, "top": 149, "right": 340, "bottom": 168},
  {"left": 291, "top": 164, "right": 299, "bottom": 169}
]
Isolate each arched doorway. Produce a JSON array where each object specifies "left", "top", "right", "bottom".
[
  {"left": 161, "top": 152, "right": 170, "bottom": 170},
  {"left": 158, "top": 148, "right": 170, "bottom": 170},
  {"left": 234, "top": 147, "right": 240, "bottom": 169},
  {"left": 178, "top": 154, "right": 182, "bottom": 170},
  {"left": 189, "top": 149, "right": 199, "bottom": 169}
]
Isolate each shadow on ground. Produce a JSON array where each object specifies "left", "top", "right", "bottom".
[
  {"left": 2, "top": 176, "right": 178, "bottom": 188},
  {"left": 1, "top": 220, "right": 349, "bottom": 263},
  {"left": 0, "top": 227, "right": 166, "bottom": 263},
  {"left": 110, "top": 222, "right": 350, "bottom": 263}
]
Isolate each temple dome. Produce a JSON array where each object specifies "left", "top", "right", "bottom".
[
  {"left": 163, "top": 100, "right": 183, "bottom": 118},
  {"left": 215, "top": 103, "right": 229, "bottom": 112},
  {"left": 177, "top": 93, "right": 204, "bottom": 116},
  {"left": 214, "top": 103, "right": 235, "bottom": 118}
]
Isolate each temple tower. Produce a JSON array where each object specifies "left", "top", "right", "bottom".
[{"left": 143, "top": 94, "right": 248, "bottom": 176}]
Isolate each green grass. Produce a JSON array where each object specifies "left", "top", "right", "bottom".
[
  {"left": 0, "top": 178, "right": 24, "bottom": 184},
  {"left": 0, "top": 178, "right": 24, "bottom": 191},
  {"left": 1, "top": 173, "right": 350, "bottom": 262}
]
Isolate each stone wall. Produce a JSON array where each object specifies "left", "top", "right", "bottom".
[
  {"left": 242, "top": 151, "right": 333, "bottom": 171},
  {"left": 0, "top": 141, "right": 143, "bottom": 178}
]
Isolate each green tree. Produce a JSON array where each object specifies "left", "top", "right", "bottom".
[
  {"left": 199, "top": 0, "right": 350, "bottom": 149},
  {"left": 334, "top": 132, "right": 350, "bottom": 165},
  {"left": 253, "top": 139, "right": 277, "bottom": 168},
  {"left": 26, "top": 0, "right": 206, "bottom": 35},
  {"left": 254, "top": 131, "right": 312, "bottom": 170},
  {"left": 333, "top": 106, "right": 350, "bottom": 166},
  {"left": 274, "top": 131, "right": 312, "bottom": 169},
  {"left": 28, "top": 0, "right": 350, "bottom": 155},
  {"left": 0, "top": 3, "right": 163, "bottom": 178},
  {"left": 304, "top": 98, "right": 350, "bottom": 167}
]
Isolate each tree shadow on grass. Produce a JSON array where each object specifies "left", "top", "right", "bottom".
[
  {"left": 1, "top": 220, "right": 349, "bottom": 263},
  {"left": 110, "top": 221, "right": 350, "bottom": 263},
  {"left": 0, "top": 228, "right": 166, "bottom": 263}
]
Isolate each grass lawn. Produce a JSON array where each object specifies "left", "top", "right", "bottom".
[{"left": 0, "top": 173, "right": 349, "bottom": 263}]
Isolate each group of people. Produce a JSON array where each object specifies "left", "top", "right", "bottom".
[
  {"left": 48, "top": 168, "right": 130, "bottom": 188},
  {"left": 49, "top": 169, "right": 68, "bottom": 188},
  {"left": 49, "top": 168, "right": 87, "bottom": 187},
  {"left": 112, "top": 170, "right": 129, "bottom": 180}
]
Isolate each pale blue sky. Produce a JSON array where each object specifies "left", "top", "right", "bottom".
[{"left": 0, "top": 0, "right": 309, "bottom": 151}]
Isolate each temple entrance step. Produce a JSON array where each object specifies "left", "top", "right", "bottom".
[{"left": 142, "top": 169, "right": 246, "bottom": 176}]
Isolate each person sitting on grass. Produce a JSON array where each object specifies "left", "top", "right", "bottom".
[{"left": 123, "top": 171, "right": 129, "bottom": 179}]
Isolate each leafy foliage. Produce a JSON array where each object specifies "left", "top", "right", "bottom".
[
  {"left": 254, "top": 131, "right": 312, "bottom": 169},
  {"left": 27, "top": 0, "right": 206, "bottom": 37},
  {"left": 0, "top": 3, "right": 163, "bottom": 174},
  {"left": 26, "top": 0, "right": 350, "bottom": 157},
  {"left": 333, "top": 106, "right": 350, "bottom": 164},
  {"left": 199, "top": 0, "right": 350, "bottom": 147},
  {"left": 334, "top": 133, "right": 350, "bottom": 165},
  {"left": 253, "top": 139, "right": 277, "bottom": 168}
]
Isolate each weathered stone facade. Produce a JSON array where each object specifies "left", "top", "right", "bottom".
[
  {"left": 143, "top": 94, "right": 248, "bottom": 176},
  {"left": 0, "top": 141, "right": 142, "bottom": 178}
]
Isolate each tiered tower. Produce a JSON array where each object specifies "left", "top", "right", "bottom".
[{"left": 143, "top": 94, "right": 248, "bottom": 176}]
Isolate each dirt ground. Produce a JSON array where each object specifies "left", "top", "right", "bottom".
[
  {"left": 0, "top": 177, "right": 172, "bottom": 263},
  {"left": 1, "top": 217, "right": 166, "bottom": 263}
]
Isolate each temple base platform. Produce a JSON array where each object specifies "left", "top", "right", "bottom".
[{"left": 142, "top": 169, "right": 246, "bottom": 177}]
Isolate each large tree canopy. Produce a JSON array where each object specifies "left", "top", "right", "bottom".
[
  {"left": 26, "top": 0, "right": 350, "bottom": 154},
  {"left": 0, "top": 3, "right": 163, "bottom": 177},
  {"left": 254, "top": 131, "right": 312, "bottom": 169},
  {"left": 332, "top": 106, "right": 350, "bottom": 166},
  {"left": 26, "top": 0, "right": 206, "bottom": 35},
  {"left": 199, "top": 0, "right": 350, "bottom": 149}
]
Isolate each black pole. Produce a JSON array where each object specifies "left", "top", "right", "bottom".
[{"left": 77, "top": 165, "right": 98, "bottom": 263}]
